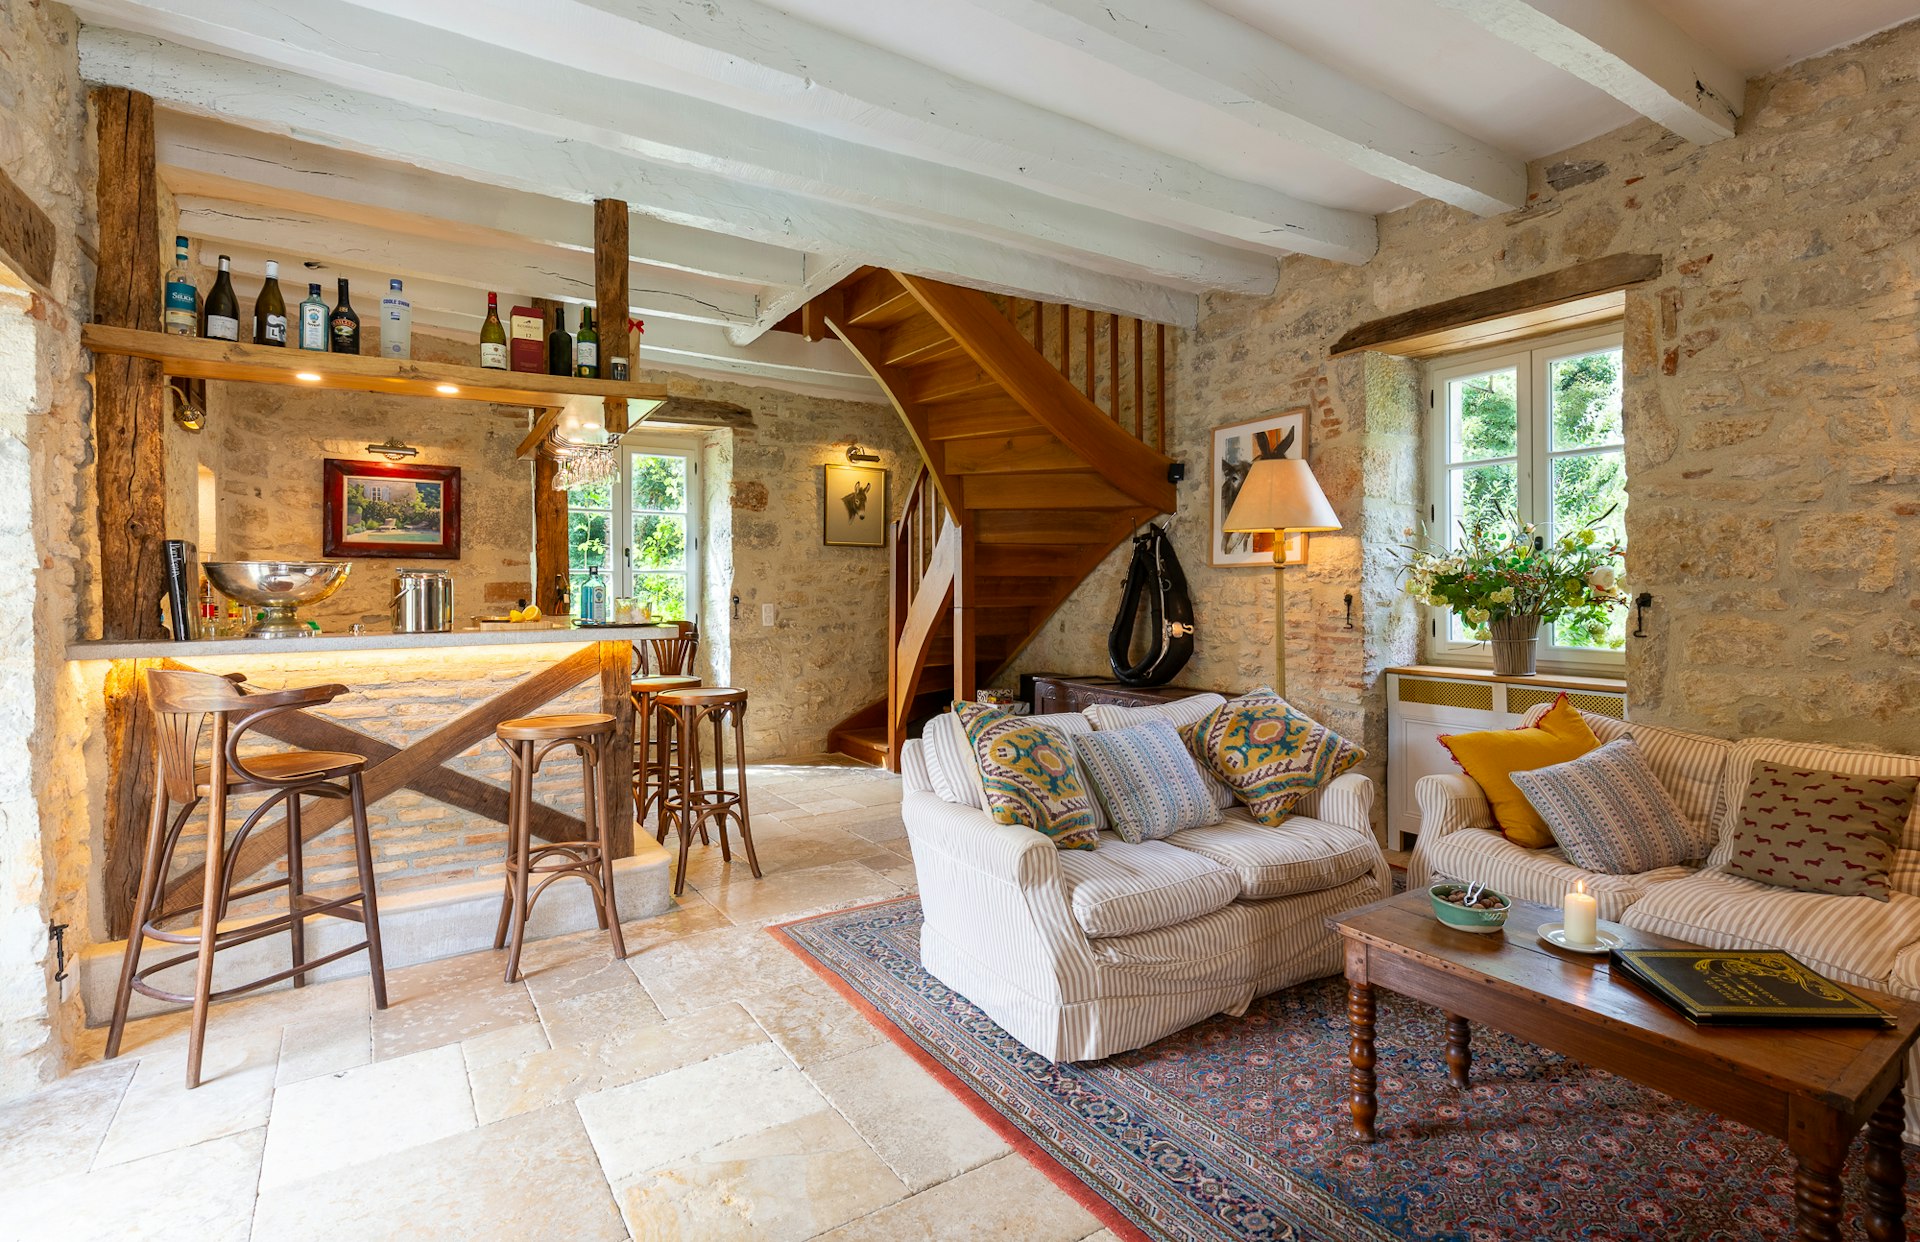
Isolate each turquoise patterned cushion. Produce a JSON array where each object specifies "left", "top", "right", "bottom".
[
  {"left": 953, "top": 702, "right": 1100, "bottom": 850},
  {"left": 1072, "top": 720, "right": 1222, "bottom": 844},
  {"left": 1180, "top": 690, "right": 1364, "bottom": 827}
]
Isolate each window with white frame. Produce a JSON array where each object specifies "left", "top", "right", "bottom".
[
  {"left": 565, "top": 441, "right": 702, "bottom": 621},
  {"left": 1426, "top": 326, "right": 1626, "bottom": 669}
]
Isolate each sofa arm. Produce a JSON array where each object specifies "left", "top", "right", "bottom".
[
  {"left": 1406, "top": 774, "right": 1495, "bottom": 889},
  {"left": 1294, "top": 771, "right": 1373, "bottom": 836}
]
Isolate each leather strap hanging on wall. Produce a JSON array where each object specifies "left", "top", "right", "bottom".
[{"left": 1108, "top": 524, "right": 1196, "bottom": 687}]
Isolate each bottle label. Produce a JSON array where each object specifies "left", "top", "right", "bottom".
[
  {"left": 165, "top": 281, "right": 196, "bottom": 314},
  {"left": 480, "top": 341, "right": 508, "bottom": 368},
  {"left": 331, "top": 320, "right": 358, "bottom": 351},
  {"left": 299, "top": 305, "right": 327, "bottom": 350},
  {"left": 205, "top": 314, "right": 240, "bottom": 341},
  {"left": 262, "top": 314, "right": 288, "bottom": 344},
  {"left": 575, "top": 341, "right": 597, "bottom": 368}
]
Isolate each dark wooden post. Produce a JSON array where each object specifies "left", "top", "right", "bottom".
[
  {"left": 101, "top": 659, "right": 155, "bottom": 937},
  {"left": 593, "top": 198, "right": 629, "bottom": 434},
  {"left": 598, "top": 640, "right": 636, "bottom": 858},
  {"left": 532, "top": 452, "right": 570, "bottom": 616},
  {"left": 91, "top": 86, "right": 168, "bottom": 641}
]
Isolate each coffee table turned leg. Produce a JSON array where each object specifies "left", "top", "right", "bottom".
[
  {"left": 1445, "top": 1013, "right": 1471, "bottom": 1089},
  {"left": 1793, "top": 1156, "right": 1844, "bottom": 1242},
  {"left": 1348, "top": 980, "right": 1377, "bottom": 1143},
  {"left": 1866, "top": 1081, "right": 1907, "bottom": 1242}
]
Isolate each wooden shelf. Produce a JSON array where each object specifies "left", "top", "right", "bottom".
[{"left": 82, "top": 323, "right": 670, "bottom": 409}]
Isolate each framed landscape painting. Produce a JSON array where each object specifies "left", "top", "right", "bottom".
[
  {"left": 323, "top": 459, "right": 462, "bottom": 559},
  {"left": 823, "top": 463, "right": 887, "bottom": 547},
  {"left": 1210, "top": 409, "right": 1310, "bottom": 568}
]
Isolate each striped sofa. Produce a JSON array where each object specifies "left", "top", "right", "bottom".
[
  {"left": 1408, "top": 704, "right": 1920, "bottom": 1140},
  {"left": 901, "top": 714, "right": 1390, "bottom": 1062}
]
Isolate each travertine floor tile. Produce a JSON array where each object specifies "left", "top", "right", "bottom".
[
  {"left": 0, "top": 1059, "right": 133, "bottom": 1193},
  {"left": 371, "top": 951, "right": 537, "bottom": 1060},
  {"left": 536, "top": 976, "right": 663, "bottom": 1047},
  {"left": 251, "top": 1104, "right": 624, "bottom": 1242},
  {"left": 692, "top": 860, "right": 903, "bottom": 927},
  {"left": 613, "top": 1108, "right": 908, "bottom": 1241},
  {"left": 462, "top": 1020, "right": 549, "bottom": 1072},
  {"left": 574, "top": 1042, "right": 828, "bottom": 1181},
  {"left": 0, "top": 1128, "right": 264, "bottom": 1242},
  {"left": 671, "top": 820, "right": 878, "bottom": 891},
  {"left": 93, "top": 1019, "right": 281, "bottom": 1169},
  {"left": 260, "top": 1043, "right": 475, "bottom": 1189},
  {"left": 467, "top": 1002, "right": 763, "bottom": 1125},
  {"left": 627, "top": 924, "right": 819, "bottom": 1017},
  {"left": 738, "top": 979, "right": 882, "bottom": 1068},
  {"left": 812, "top": 1153, "right": 1101, "bottom": 1241},
  {"left": 277, "top": 1012, "right": 371, "bottom": 1088},
  {"left": 806, "top": 1040, "right": 1008, "bottom": 1192}
]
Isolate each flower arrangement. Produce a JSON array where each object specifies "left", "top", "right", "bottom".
[{"left": 1399, "top": 514, "right": 1626, "bottom": 647}]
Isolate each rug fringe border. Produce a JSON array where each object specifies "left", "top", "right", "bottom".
[{"left": 768, "top": 897, "right": 1152, "bottom": 1242}]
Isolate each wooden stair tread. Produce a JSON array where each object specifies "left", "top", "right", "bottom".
[{"left": 963, "top": 472, "right": 1139, "bottom": 510}]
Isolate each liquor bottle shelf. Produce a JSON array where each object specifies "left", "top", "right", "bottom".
[{"left": 81, "top": 324, "right": 670, "bottom": 410}]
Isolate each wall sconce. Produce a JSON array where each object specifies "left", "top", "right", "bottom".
[
  {"left": 365, "top": 437, "right": 420, "bottom": 461},
  {"left": 168, "top": 381, "right": 205, "bottom": 433},
  {"left": 845, "top": 443, "right": 880, "bottom": 464}
]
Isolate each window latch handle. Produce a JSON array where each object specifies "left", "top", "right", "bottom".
[{"left": 1533, "top": 535, "right": 1544, "bottom": 552}]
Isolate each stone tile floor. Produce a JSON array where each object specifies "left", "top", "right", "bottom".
[{"left": 2, "top": 756, "right": 1116, "bottom": 1242}]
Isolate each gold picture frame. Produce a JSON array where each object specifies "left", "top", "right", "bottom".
[{"left": 823, "top": 463, "right": 888, "bottom": 547}]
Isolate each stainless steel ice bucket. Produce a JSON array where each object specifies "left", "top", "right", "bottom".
[{"left": 391, "top": 568, "right": 454, "bottom": 634}]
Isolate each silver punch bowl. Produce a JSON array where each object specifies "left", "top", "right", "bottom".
[{"left": 204, "top": 561, "right": 351, "bottom": 639}]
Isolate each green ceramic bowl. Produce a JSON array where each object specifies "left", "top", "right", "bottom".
[{"left": 1429, "top": 882, "right": 1511, "bottom": 933}]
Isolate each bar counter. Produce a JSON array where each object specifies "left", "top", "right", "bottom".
[{"left": 67, "top": 623, "right": 676, "bottom": 661}]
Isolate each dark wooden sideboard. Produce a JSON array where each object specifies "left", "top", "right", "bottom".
[{"left": 1023, "top": 673, "right": 1218, "bottom": 715}]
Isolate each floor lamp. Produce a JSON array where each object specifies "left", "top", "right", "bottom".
[{"left": 1222, "top": 457, "right": 1341, "bottom": 697}]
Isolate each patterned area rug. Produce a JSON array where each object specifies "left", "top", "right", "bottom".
[{"left": 772, "top": 896, "right": 1919, "bottom": 1242}]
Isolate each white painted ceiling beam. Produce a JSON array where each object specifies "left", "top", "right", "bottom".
[
  {"left": 1431, "top": 0, "right": 1744, "bottom": 145},
  {"left": 359, "top": 0, "right": 1375, "bottom": 264},
  {"left": 156, "top": 113, "right": 815, "bottom": 290},
  {"left": 73, "top": 6, "right": 1270, "bottom": 299},
  {"left": 968, "top": 0, "right": 1527, "bottom": 215},
  {"left": 177, "top": 198, "right": 762, "bottom": 327},
  {"left": 80, "top": 28, "right": 1204, "bottom": 326},
  {"left": 728, "top": 255, "right": 865, "bottom": 348}
]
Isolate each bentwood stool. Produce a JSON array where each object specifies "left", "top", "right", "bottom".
[
  {"left": 656, "top": 688, "right": 761, "bottom": 897},
  {"left": 106, "top": 669, "right": 388, "bottom": 1089},
  {"left": 631, "top": 621, "right": 702, "bottom": 828},
  {"left": 493, "top": 713, "right": 627, "bottom": 983}
]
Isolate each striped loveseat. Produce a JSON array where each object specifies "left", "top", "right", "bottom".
[
  {"left": 1409, "top": 703, "right": 1920, "bottom": 1140},
  {"left": 901, "top": 701, "right": 1389, "bottom": 1063}
]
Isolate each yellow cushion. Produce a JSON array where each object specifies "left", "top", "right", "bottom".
[{"left": 1440, "top": 696, "right": 1600, "bottom": 848}]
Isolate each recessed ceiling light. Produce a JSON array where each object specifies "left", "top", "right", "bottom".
[
  {"left": 294, "top": 371, "right": 322, "bottom": 382},
  {"left": 435, "top": 384, "right": 460, "bottom": 395}
]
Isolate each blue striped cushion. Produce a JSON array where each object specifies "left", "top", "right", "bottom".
[
  {"left": 1512, "top": 738, "right": 1701, "bottom": 874},
  {"left": 1072, "top": 720, "right": 1222, "bottom": 844}
]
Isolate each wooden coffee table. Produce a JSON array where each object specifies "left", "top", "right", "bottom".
[{"left": 1330, "top": 892, "right": 1920, "bottom": 1242}]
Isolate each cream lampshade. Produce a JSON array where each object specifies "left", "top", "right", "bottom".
[{"left": 1223, "top": 457, "right": 1341, "bottom": 696}]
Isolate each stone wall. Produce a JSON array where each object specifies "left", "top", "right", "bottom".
[
  {"left": 1012, "top": 21, "right": 1920, "bottom": 815},
  {"left": 0, "top": 0, "right": 97, "bottom": 1100}
]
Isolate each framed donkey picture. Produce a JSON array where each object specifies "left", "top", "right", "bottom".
[
  {"left": 1211, "top": 409, "right": 1309, "bottom": 568},
  {"left": 823, "top": 462, "right": 888, "bottom": 547}
]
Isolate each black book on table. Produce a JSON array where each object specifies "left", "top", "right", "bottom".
[
  {"left": 162, "top": 539, "right": 197, "bottom": 642},
  {"left": 1610, "top": 947, "right": 1893, "bottom": 1027}
]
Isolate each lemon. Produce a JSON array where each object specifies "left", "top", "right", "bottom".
[
  {"left": 522, "top": 604, "right": 542, "bottom": 622},
  {"left": 507, "top": 607, "right": 526, "bottom": 623}
]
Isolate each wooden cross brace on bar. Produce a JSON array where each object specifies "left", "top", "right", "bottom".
[{"left": 99, "top": 642, "right": 637, "bottom": 926}]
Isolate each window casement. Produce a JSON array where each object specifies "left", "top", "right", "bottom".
[{"left": 564, "top": 440, "right": 702, "bottom": 621}]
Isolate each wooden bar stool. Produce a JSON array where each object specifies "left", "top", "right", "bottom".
[
  {"left": 106, "top": 669, "right": 388, "bottom": 1089},
  {"left": 657, "top": 688, "right": 760, "bottom": 897},
  {"left": 493, "top": 712, "right": 627, "bottom": 983},
  {"left": 631, "top": 620, "right": 702, "bottom": 830}
]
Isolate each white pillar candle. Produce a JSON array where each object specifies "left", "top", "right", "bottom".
[{"left": 1563, "top": 879, "right": 1598, "bottom": 947}]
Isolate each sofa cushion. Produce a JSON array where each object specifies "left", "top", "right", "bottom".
[
  {"left": 1084, "top": 693, "right": 1235, "bottom": 809},
  {"left": 954, "top": 702, "right": 1100, "bottom": 850},
  {"left": 1721, "top": 762, "right": 1914, "bottom": 901},
  {"left": 1056, "top": 837, "right": 1241, "bottom": 938},
  {"left": 1423, "top": 826, "right": 1693, "bottom": 922},
  {"left": 921, "top": 711, "right": 983, "bottom": 809},
  {"left": 1442, "top": 696, "right": 1599, "bottom": 849},
  {"left": 1522, "top": 704, "right": 1733, "bottom": 853},
  {"left": 1512, "top": 738, "right": 1702, "bottom": 875},
  {"left": 1707, "top": 738, "right": 1920, "bottom": 867},
  {"left": 1181, "top": 690, "right": 1364, "bottom": 827},
  {"left": 1072, "top": 720, "right": 1221, "bottom": 843},
  {"left": 1167, "top": 808, "right": 1379, "bottom": 899},
  {"left": 1621, "top": 869, "right": 1920, "bottom": 988}
]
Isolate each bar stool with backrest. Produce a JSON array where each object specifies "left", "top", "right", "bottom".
[
  {"left": 656, "top": 686, "right": 761, "bottom": 896},
  {"left": 106, "top": 669, "right": 388, "bottom": 1089},
  {"left": 493, "top": 712, "right": 626, "bottom": 983},
  {"left": 631, "top": 621, "right": 700, "bottom": 830}
]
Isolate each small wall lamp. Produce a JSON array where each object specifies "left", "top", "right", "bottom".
[
  {"left": 365, "top": 437, "right": 420, "bottom": 461},
  {"left": 845, "top": 443, "right": 881, "bottom": 464}
]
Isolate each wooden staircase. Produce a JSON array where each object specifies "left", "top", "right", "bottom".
[{"left": 820, "top": 269, "right": 1179, "bottom": 769}]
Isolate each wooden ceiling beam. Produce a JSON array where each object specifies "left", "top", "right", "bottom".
[{"left": 1432, "top": 0, "right": 1744, "bottom": 145}]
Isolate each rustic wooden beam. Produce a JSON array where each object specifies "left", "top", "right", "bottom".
[
  {"left": 533, "top": 451, "right": 572, "bottom": 617},
  {"left": 598, "top": 641, "right": 636, "bottom": 858},
  {"left": 1328, "top": 253, "right": 1663, "bottom": 357},
  {"left": 594, "top": 197, "right": 630, "bottom": 434},
  {"left": 0, "top": 165, "right": 55, "bottom": 293},
  {"left": 101, "top": 660, "right": 157, "bottom": 938},
  {"left": 648, "top": 397, "right": 755, "bottom": 430},
  {"left": 91, "top": 87, "right": 169, "bottom": 641}
]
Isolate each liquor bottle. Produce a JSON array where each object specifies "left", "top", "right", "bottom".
[
  {"left": 201, "top": 255, "right": 240, "bottom": 342},
  {"left": 381, "top": 278, "right": 412, "bottom": 359},
  {"left": 163, "top": 236, "right": 197, "bottom": 336},
  {"left": 253, "top": 261, "right": 288, "bottom": 346},
  {"left": 479, "top": 292, "right": 508, "bottom": 369},
  {"left": 581, "top": 564, "right": 606, "bottom": 622},
  {"left": 330, "top": 278, "right": 360, "bottom": 354},
  {"left": 574, "top": 307, "right": 599, "bottom": 379},
  {"left": 546, "top": 306, "right": 571, "bottom": 376},
  {"left": 553, "top": 573, "right": 572, "bottom": 617},
  {"left": 298, "top": 283, "right": 329, "bottom": 350}
]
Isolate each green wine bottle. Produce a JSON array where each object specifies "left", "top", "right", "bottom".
[
  {"left": 575, "top": 307, "right": 599, "bottom": 379},
  {"left": 480, "top": 292, "right": 508, "bottom": 369}
]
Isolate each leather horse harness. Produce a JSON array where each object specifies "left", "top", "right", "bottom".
[{"left": 1108, "top": 524, "right": 1196, "bottom": 686}]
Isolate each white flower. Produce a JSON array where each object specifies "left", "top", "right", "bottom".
[
  {"left": 1488, "top": 587, "right": 1515, "bottom": 605},
  {"left": 1465, "top": 607, "right": 1490, "bottom": 625},
  {"left": 1587, "top": 567, "right": 1617, "bottom": 591},
  {"left": 1578, "top": 529, "right": 1598, "bottom": 546}
]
